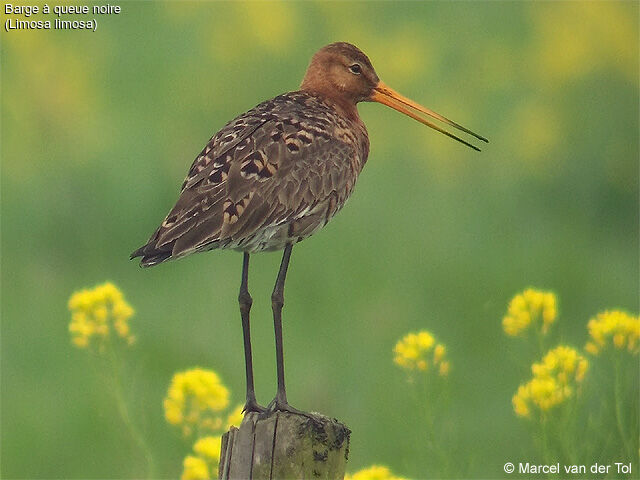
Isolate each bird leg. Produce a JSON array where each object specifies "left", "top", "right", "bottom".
[
  {"left": 263, "top": 243, "right": 309, "bottom": 417},
  {"left": 239, "top": 252, "right": 266, "bottom": 414}
]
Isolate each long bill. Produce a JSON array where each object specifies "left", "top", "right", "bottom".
[{"left": 370, "top": 81, "right": 488, "bottom": 151}]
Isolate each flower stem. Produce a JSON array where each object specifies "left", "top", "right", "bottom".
[
  {"left": 535, "top": 328, "right": 545, "bottom": 359},
  {"left": 540, "top": 416, "right": 554, "bottom": 476},
  {"left": 613, "top": 354, "right": 632, "bottom": 460},
  {"left": 107, "top": 347, "right": 157, "bottom": 479}
]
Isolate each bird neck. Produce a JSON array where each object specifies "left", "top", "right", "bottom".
[
  {"left": 305, "top": 87, "right": 361, "bottom": 122},
  {"left": 330, "top": 96, "right": 361, "bottom": 122}
]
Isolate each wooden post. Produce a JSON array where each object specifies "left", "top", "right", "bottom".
[{"left": 219, "top": 411, "right": 350, "bottom": 480}]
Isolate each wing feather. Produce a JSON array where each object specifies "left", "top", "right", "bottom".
[{"left": 132, "top": 92, "right": 362, "bottom": 266}]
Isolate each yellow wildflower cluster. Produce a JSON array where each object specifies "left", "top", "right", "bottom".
[
  {"left": 164, "top": 368, "right": 230, "bottom": 437},
  {"left": 393, "top": 331, "right": 449, "bottom": 376},
  {"left": 181, "top": 436, "right": 221, "bottom": 480},
  {"left": 512, "top": 345, "right": 588, "bottom": 418},
  {"left": 181, "top": 456, "right": 209, "bottom": 480},
  {"left": 345, "top": 465, "right": 408, "bottom": 480},
  {"left": 585, "top": 310, "right": 639, "bottom": 355},
  {"left": 503, "top": 288, "right": 557, "bottom": 336},
  {"left": 68, "top": 282, "right": 135, "bottom": 349},
  {"left": 177, "top": 406, "right": 243, "bottom": 480}
]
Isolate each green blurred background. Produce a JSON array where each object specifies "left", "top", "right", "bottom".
[{"left": 2, "top": 1, "right": 638, "bottom": 478}]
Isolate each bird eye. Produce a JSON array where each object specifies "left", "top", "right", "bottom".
[{"left": 349, "top": 64, "right": 362, "bottom": 75}]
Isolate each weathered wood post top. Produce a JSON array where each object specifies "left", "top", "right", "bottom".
[{"left": 219, "top": 411, "right": 351, "bottom": 480}]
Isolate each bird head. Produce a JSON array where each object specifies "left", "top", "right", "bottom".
[
  {"left": 301, "top": 42, "right": 488, "bottom": 151},
  {"left": 301, "top": 42, "right": 380, "bottom": 104}
]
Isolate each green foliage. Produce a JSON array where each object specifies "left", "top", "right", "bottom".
[{"left": 2, "top": 1, "right": 638, "bottom": 478}]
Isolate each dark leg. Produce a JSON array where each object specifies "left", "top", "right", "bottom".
[
  {"left": 239, "top": 252, "right": 265, "bottom": 414},
  {"left": 265, "top": 244, "right": 308, "bottom": 415}
]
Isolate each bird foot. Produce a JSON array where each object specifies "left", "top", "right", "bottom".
[
  {"left": 259, "top": 396, "right": 313, "bottom": 419},
  {"left": 242, "top": 398, "right": 267, "bottom": 415}
]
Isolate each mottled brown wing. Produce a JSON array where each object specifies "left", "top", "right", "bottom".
[{"left": 132, "top": 94, "right": 357, "bottom": 266}]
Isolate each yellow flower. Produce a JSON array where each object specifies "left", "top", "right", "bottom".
[
  {"left": 512, "top": 385, "right": 531, "bottom": 418},
  {"left": 585, "top": 310, "right": 640, "bottom": 355},
  {"left": 193, "top": 436, "right": 221, "bottom": 462},
  {"left": 181, "top": 436, "right": 223, "bottom": 480},
  {"left": 226, "top": 404, "right": 244, "bottom": 429},
  {"left": 181, "top": 455, "right": 209, "bottom": 480},
  {"left": 165, "top": 405, "right": 183, "bottom": 425},
  {"left": 345, "top": 465, "right": 408, "bottom": 480},
  {"left": 513, "top": 345, "right": 588, "bottom": 418},
  {"left": 393, "top": 331, "right": 449, "bottom": 375},
  {"left": 438, "top": 361, "right": 450, "bottom": 377},
  {"left": 164, "top": 368, "right": 230, "bottom": 437},
  {"left": 72, "top": 336, "right": 89, "bottom": 348},
  {"left": 503, "top": 288, "right": 557, "bottom": 336},
  {"left": 68, "top": 282, "right": 136, "bottom": 349},
  {"left": 585, "top": 342, "right": 599, "bottom": 355}
]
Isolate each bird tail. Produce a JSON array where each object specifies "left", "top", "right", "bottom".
[
  {"left": 130, "top": 246, "right": 172, "bottom": 267},
  {"left": 130, "top": 244, "right": 173, "bottom": 267},
  {"left": 130, "top": 228, "right": 173, "bottom": 267}
]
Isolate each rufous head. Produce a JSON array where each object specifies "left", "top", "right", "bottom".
[{"left": 300, "top": 42, "right": 380, "bottom": 103}]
